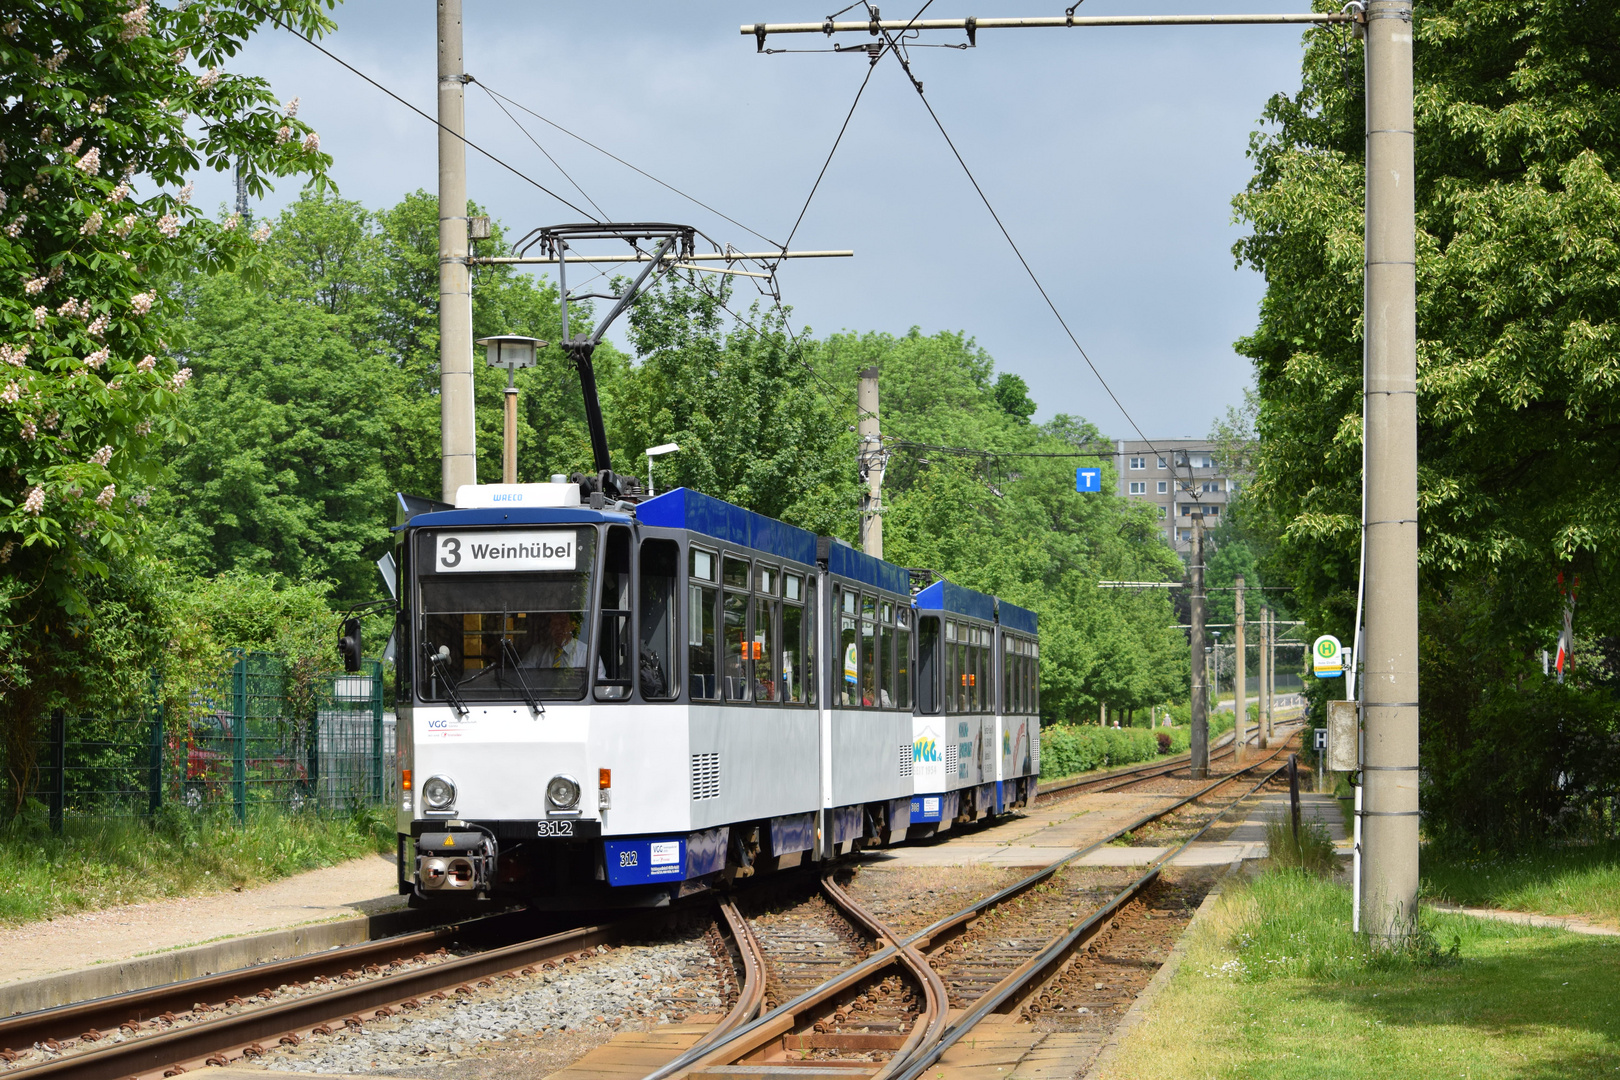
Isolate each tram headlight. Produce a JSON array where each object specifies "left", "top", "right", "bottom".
[
  {"left": 422, "top": 774, "right": 457, "bottom": 812},
  {"left": 546, "top": 774, "right": 581, "bottom": 811}
]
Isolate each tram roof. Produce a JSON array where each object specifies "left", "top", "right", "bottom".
[
  {"left": 396, "top": 506, "right": 633, "bottom": 530},
  {"left": 824, "top": 539, "right": 912, "bottom": 597},
  {"left": 913, "top": 579, "right": 996, "bottom": 623},
  {"left": 638, "top": 487, "right": 818, "bottom": 567},
  {"left": 999, "top": 599, "right": 1038, "bottom": 635}
]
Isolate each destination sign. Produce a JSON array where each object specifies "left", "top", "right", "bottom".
[{"left": 434, "top": 530, "right": 576, "bottom": 573}]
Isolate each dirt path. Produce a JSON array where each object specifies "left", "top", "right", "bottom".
[{"left": 0, "top": 853, "right": 403, "bottom": 987}]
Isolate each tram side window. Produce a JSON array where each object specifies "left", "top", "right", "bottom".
[
  {"left": 839, "top": 587, "right": 859, "bottom": 707},
  {"left": 805, "top": 577, "right": 818, "bottom": 707},
  {"left": 1031, "top": 642, "right": 1040, "bottom": 714},
  {"left": 638, "top": 539, "right": 678, "bottom": 700},
  {"left": 895, "top": 608, "right": 913, "bottom": 710},
  {"left": 754, "top": 564, "right": 778, "bottom": 702},
  {"left": 861, "top": 602, "right": 879, "bottom": 708},
  {"left": 594, "top": 527, "right": 633, "bottom": 701},
  {"left": 723, "top": 555, "right": 751, "bottom": 702},
  {"left": 879, "top": 601, "right": 896, "bottom": 708},
  {"left": 944, "top": 621, "right": 958, "bottom": 714},
  {"left": 782, "top": 585, "right": 803, "bottom": 703},
  {"left": 917, "top": 615, "right": 940, "bottom": 714},
  {"left": 689, "top": 548, "right": 717, "bottom": 700}
]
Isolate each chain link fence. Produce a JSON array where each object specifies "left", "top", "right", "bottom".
[{"left": 23, "top": 653, "right": 392, "bottom": 831}]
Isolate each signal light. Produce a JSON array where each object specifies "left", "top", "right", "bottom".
[
  {"left": 599, "top": 768, "right": 611, "bottom": 789},
  {"left": 401, "top": 769, "right": 412, "bottom": 791}
]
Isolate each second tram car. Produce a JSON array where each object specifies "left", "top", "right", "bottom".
[{"left": 389, "top": 477, "right": 1039, "bottom": 909}]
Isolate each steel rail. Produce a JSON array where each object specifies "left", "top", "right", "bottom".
[
  {"left": 819, "top": 877, "right": 948, "bottom": 1080},
  {"left": 891, "top": 754, "right": 1293, "bottom": 1080},
  {"left": 643, "top": 735, "right": 1297, "bottom": 1080},
  {"left": 0, "top": 908, "right": 537, "bottom": 1052},
  {"left": 682, "top": 901, "right": 768, "bottom": 1057},
  {"left": 5, "top": 921, "right": 626, "bottom": 1080}
]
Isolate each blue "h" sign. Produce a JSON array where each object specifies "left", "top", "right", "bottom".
[{"left": 1076, "top": 468, "right": 1102, "bottom": 493}]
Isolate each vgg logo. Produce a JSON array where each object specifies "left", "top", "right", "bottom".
[{"left": 914, "top": 738, "right": 939, "bottom": 763}]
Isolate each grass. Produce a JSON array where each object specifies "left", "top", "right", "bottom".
[
  {"left": 1265, "top": 816, "right": 1338, "bottom": 876},
  {"left": 1422, "top": 841, "right": 1620, "bottom": 927},
  {"left": 0, "top": 802, "right": 395, "bottom": 926},
  {"left": 1098, "top": 870, "right": 1620, "bottom": 1080}
]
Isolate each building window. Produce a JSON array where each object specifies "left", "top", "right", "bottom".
[
  {"left": 1157, "top": 481, "right": 1167, "bottom": 494},
  {"left": 1157, "top": 456, "right": 1167, "bottom": 469},
  {"left": 1158, "top": 505, "right": 1167, "bottom": 519},
  {"left": 1202, "top": 480, "right": 1221, "bottom": 493},
  {"left": 1206, "top": 504, "right": 1220, "bottom": 516},
  {"left": 1178, "top": 529, "right": 1192, "bottom": 542},
  {"left": 1128, "top": 481, "right": 1146, "bottom": 494},
  {"left": 1128, "top": 456, "right": 1146, "bottom": 470}
]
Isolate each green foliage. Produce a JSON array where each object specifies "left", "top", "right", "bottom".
[
  {"left": 1234, "top": 0, "right": 1620, "bottom": 847},
  {"left": 1264, "top": 815, "right": 1339, "bottom": 875},
  {"left": 0, "top": 799, "right": 391, "bottom": 926},
  {"left": 1422, "top": 840, "right": 1620, "bottom": 925},
  {"left": 1039, "top": 724, "right": 1169, "bottom": 778}
]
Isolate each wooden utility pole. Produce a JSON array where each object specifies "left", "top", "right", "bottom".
[
  {"left": 1234, "top": 575, "right": 1247, "bottom": 763},
  {"left": 1189, "top": 510, "right": 1209, "bottom": 779}
]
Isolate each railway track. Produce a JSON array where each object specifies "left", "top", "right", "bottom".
[
  {"left": 642, "top": 738, "right": 1298, "bottom": 1080},
  {"left": 1034, "top": 719, "right": 1302, "bottom": 804},
  {"left": 3, "top": 731, "right": 1299, "bottom": 1080}
]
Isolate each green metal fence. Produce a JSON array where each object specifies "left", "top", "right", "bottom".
[{"left": 22, "top": 653, "right": 391, "bottom": 831}]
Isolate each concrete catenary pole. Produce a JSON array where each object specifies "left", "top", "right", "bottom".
[
  {"left": 1258, "top": 606, "right": 1270, "bottom": 749},
  {"left": 1189, "top": 510, "right": 1208, "bottom": 779},
  {"left": 1360, "top": 0, "right": 1420, "bottom": 944},
  {"left": 437, "top": 0, "right": 476, "bottom": 501},
  {"left": 1234, "top": 575, "right": 1247, "bottom": 763},
  {"left": 858, "top": 366, "right": 883, "bottom": 558}
]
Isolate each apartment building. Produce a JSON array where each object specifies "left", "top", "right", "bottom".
[{"left": 1112, "top": 439, "right": 1235, "bottom": 555}]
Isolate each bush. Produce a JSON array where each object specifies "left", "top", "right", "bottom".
[
  {"left": 1041, "top": 724, "right": 1173, "bottom": 779},
  {"left": 1156, "top": 731, "right": 1172, "bottom": 753}
]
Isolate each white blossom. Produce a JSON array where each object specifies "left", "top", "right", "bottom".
[
  {"left": 0, "top": 190, "right": 6, "bottom": 213},
  {"left": 137, "top": 355, "right": 156, "bottom": 373},
  {"left": 42, "top": 411, "right": 57, "bottom": 431},
  {"left": 64, "top": 137, "right": 83, "bottom": 156},
  {"left": 23, "top": 486, "right": 44, "bottom": 514},
  {"left": 276, "top": 125, "right": 292, "bottom": 145},
  {"left": 285, "top": 97, "right": 301, "bottom": 118},
  {"left": 81, "top": 210, "right": 104, "bottom": 236},
  {"left": 19, "top": 419, "right": 37, "bottom": 441},
  {"left": 178, "top": 182, "right": 194, "bottom": 205},
  {"left": 84, "top": 347, "right": 110, "bottom": 369},
  {"left": 171, "top": 367, "right": 193, "bottom": 390},
  {"left": 302, "top": 132, "right": 320, "bottom": 154},
  {"left": 0, "top": 344, "right": 28, "bottom": 366},
  {"left": 45, "top": 48, "right": 69, "bottom": 73},
  {"left": 157, "top": 213, "right": 179, "bottom": 238},
  {"left": 0, "top": 384, "right": 17, "bottom": 405},
  {"left": 136, "top": 419, "right": 153, "bottom": 436},
  {"left": 223, "top": 213, "right": 240, "bottom": 231},
  {"left": 197, "top": 68, "right": 220, "bottom": 91},
  {"left": 0, "top": 542, "right": 12, "bottom": 563},
  {"left": 120, "top": 4, "right": 150, "bottom": 41},
  {"left": 30, "top": 306, "right": 47, "bottom": 326},
  {"left": 251, "top": 222, "right": 271, "bottom": 243},
  {"left": 24, "top": 276, "right": 46, "bottom": 295},
  {"left": 90, "top": 445, "right": 114, "bottom": 467},
  {"left": 113, "top": 214, "right": 136, "bottom": 238},
  {"left": 96, "top": 484, "right": 116, "bottom": 509},
  {"left": 87, "top": 313, "right": 110, "bottom": 339},
  {"left": 110, "top": 181, "right": 130, "bottom": 204},
  {"left": 172, "top": 46, "right": 187, "bottom": 64},
  {"left": 91, "top": 97, "right": 108, "bottom": 116},
  {"left": 132, "top": 490, "right": 150, "bottom": 508},
  {"left": 75, "top": 147, "right": 101, "bottom": 175},
  {"left": 131, "top": 291, "right": 155, "bottom": 315},
  {"left": 6, "top": 215, "right": 26, "bottom": 239}
]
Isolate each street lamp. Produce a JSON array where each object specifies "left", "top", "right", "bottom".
[
  {"left": 477, "top": 335, "right": 547, "bottom": 484},
  {"left": 645, "top": 443, "right": 680, "bottom": 497}
]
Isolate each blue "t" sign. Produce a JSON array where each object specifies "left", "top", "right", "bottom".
[{"left": 1076, "top": 467, "right": 1102, "bottom": 493}]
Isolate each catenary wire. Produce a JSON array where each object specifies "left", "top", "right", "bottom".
[
  {"left": 475, "top": 83, "right": 782, "bottom": 249},
  {"left": 474, "top": 81, "right": 609, "bottom": 221},
  {"left": 856, "top": 4, "right": 1202, "bottom": 496},
  {"left": 276, "top": 22, "right": 600, "bottom": 221}
]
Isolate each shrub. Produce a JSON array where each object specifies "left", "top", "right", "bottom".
[{"left": 1156, "top": 731, "right": 1172, "bottom": 754}]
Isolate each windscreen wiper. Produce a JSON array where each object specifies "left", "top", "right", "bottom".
[
  {"left": 501, "top": 637, "right": 545, "bottom": 718},
  {"left": 423, "top": 642, "right": 470, "bottom": 716}
]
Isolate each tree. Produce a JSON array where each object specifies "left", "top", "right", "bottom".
[
  {"left": 0, "top": 1, "right": 334, "bottom": 805},
  {"left": 1234, "top": 0, "right": 1620, "bottom": 845}
]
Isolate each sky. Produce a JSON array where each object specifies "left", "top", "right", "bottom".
[{"left": 190, "top": 0, "right": 1318, "bottom": 440}]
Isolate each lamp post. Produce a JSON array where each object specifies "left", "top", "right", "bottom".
[
  {"left": 645, "top": 443, "right": 680, "bottom": 497},
  {"left": 477, "top": 335, "right": 546, "bottom": 485}
]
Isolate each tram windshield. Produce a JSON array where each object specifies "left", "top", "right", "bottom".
[{"left": 415, "top": 528, "right": 597, "bottom": 702}]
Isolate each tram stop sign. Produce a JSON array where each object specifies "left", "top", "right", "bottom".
[
  {"left": 1312, "top": 634, "right": 1344, "bottom": 678},
  {"left": 1075, "top": 468, "right": 1102, "bottom": 493}
]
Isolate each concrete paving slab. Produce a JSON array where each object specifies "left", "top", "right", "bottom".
[{"left": 1225, "top": 792, "right": 1347, "bottom": 844}]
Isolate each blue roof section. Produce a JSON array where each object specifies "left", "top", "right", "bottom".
[
  {"left": 637, "top": 488, "right": 818, "bottom": 567},
  {"left": 998, "top": 599, "right": 1039, "bottom": 635},
  {"left": 913, "top": 579, "right": 996, "bottom": 622},
  {"left": 825, "top": 542, "right": 911, "bottom": 596},
  {"left": 396, "top": 507, "right": 630, "bottom": 531}
]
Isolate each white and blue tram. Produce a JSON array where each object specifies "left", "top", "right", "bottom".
[{"left": 390, "top": 477, "right": 1039, "bottom": 908}]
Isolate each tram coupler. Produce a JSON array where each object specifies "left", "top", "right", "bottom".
[{"left": 415, "top": 829, "right": 498, "bottom": 896}]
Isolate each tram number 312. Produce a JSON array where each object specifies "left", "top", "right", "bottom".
[
  {"left": 619, "top": 850, "right": 638, "bottom": 868},
  {"left": 536, "top": 821, "right": 575, "bottom": 838}
]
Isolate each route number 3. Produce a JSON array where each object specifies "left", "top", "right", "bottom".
[{"left": 439, "top": 536, "right": 461, "bottom": 568}]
